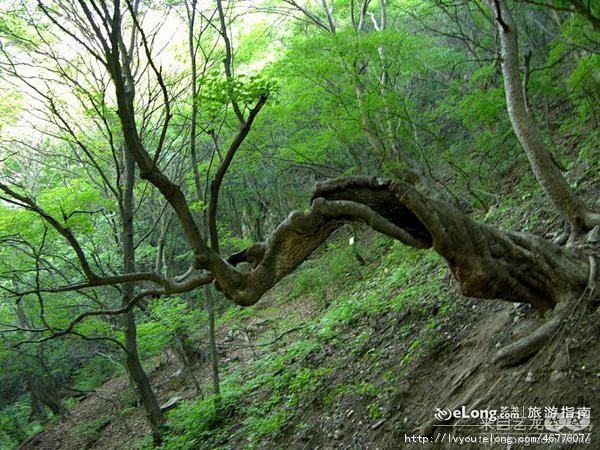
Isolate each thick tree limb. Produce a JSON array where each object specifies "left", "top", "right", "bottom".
[
  {"left": 220, "top": 177, "right": 589, "bottom": 311},
  {"left": 101, "top": 6, "right": 214, "bottom": 267}
]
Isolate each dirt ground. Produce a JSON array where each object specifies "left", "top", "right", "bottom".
[
  {"left": 17, "top": 271, "right": 600, "bottom": 450},
  {"left": 17, "top": 292, "right": 321, "bottom": 450}
]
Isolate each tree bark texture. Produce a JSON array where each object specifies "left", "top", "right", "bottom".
[
  {"left": 221, "top": 177, "right": 590, "bottom": 312},
  {"left": 25, "top": 374, "right": 63, "bottom": 419},
  {"left": 120, "top": 146, "right": 164, "bottom": 443},
  {"left": 487, "top": 0, "right": 600, "bottom": 235}
]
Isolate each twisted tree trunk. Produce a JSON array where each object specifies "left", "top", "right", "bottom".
[
  {"left": 219, "top": 176, "right": 593, "bottom": 365},
  {"left": 220, "top": 177, "right": 590, "bottom": 311},
  {"left": 486, "top": 0, "right": 600, "bottom": 237}
]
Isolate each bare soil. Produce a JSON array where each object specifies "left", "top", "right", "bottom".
[{"left": 18, "top": 260, "right": 600, "bottom": 450}]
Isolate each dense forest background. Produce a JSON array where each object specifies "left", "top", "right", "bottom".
[{"left": 0, "top": 0, "right": 598, "bottom": 448}]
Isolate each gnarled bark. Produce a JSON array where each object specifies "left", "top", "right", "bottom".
[{"left": 217, "top": 176, "right": 590, "bottom": 313}]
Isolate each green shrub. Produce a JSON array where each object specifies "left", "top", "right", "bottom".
[
  {"left": 0, "top": 398, "right": 40, "bottom": 449},
  {"left": 73, "top": 356, "right": 120, "bottom": 392},
  {"left": 162, "top": 388, "right": 241, "bottom": 450}
]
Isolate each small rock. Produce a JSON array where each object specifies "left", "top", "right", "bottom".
[
  {"left": 168, "top": 369, "right": 186, "bottom": 389},
  {"left": 160, "top": 396, "right": 183, "bottom": 412},
  {"left": 371, "top": 419, "right": 387, "bottom": 430},
  {"left": 346, "top": 409, "right": 354, "bottom": 418},
  {"left": 525, "top": 371, "right": 534, "bottom": 383},
  {"left": 334, "top": 430, "right": 343, "bottom": 440},
  {"left": 549, "top": 370, "right": 564, "bottom": 383},
  {"left": 551, "top": 353, "right": 569, "bottom": 372},
  {"left": 586, "top": 225, "right": 600, "bottom": 244},
  {"left": 513, "top": 316, "right": 520, "bottom": 323}
]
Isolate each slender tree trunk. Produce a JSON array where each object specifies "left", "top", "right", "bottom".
[
  {"left": 154, "top": 214, "right": 169, "bottom": 276},
  {"left": 354, "top": 78, "right": 388, "bottom": 164},
  {"left": 371, "top": 0, "right": 436, "bottom": 194},
  {"left": 187, "top": 0, "right": 220, "bottom": 395},
  {"left": 487, "top": 0, "right": 600, "bottom": 236},
  {"left": 204, "top": 285, "right": 220, "bottom": 395},
  {"left": 28, "top": 387, "right": 48, "bottom": 422},
  {"left": 172, "top": 330, "right": 201, "bottom": 393},
  {"left": 120, "top": 146, "right": 164, "bottom": 444},
  {"left": 16, "top": 308, "right": 62, "bottom": 421},
  {"left": 226, "top": 190, "right": 244, "bottom": 237}
]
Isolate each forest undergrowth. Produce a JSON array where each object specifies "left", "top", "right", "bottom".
[{"left": 15, "top": 169, "right": 600, "bottom": 449}]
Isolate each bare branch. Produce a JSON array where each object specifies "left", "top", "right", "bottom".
[
  {"left": 208, "top": 94, "right": 269, "bottom": 252},
  {"left": 0, "top": 181, "right": 98, "bottom": 280},
  {"left": 215, "top": 0, "right": 245, "bottom": 123}
]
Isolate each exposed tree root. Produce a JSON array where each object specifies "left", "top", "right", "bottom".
[
  {"left": 447, "top": 363, "right": 482, "bottom": 399},
  {"left": 493, "top": 299, "right": 571, "bottom": 367},
  {"left": 585, "top": 212, "right": 600, "bottom": 230},
  {"left": 553, "top": 225, "right": 569, "bottom": 246},
  {"left": 588, "top": 255, "right": 597, "bottom": 299},
  {"left": 416, "top": 373, "right": 504, "bottom": 438},
  {"left": 494, "top": 255, "right": 597, "bottom": 367}
]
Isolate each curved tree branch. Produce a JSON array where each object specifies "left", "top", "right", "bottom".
[
  {"left": 208, "top": 93, "right": 269, "bottom": 252},
  {"left": 0, "top": 180, "right": 213, "bottom": 297},
  {"left": 218, "top": 177, "right": 590, "bottom": 311}
]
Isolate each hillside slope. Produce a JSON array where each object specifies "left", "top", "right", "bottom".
[{"left": 18, "top": 206, "right": 599, "bottom": 449}]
